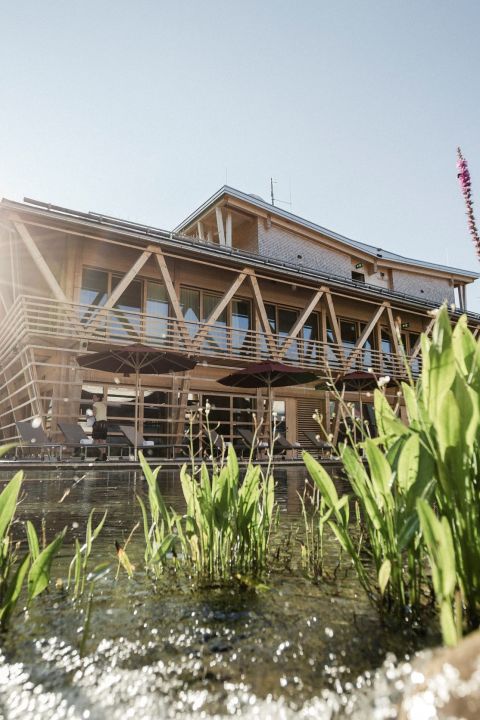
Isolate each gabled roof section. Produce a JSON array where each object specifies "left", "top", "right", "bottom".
[{"left": 175, "top": 185, "right": 479, "bottom": 281}]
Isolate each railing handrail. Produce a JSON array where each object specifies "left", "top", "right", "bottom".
[{"left": 5, "top": 293, "right": 422, "bottom": 378}]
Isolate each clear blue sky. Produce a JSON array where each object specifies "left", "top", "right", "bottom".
[{"left": 2, "top": 1, "right": 480, "bottom": 308}]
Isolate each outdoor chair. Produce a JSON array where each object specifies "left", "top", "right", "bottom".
[
  {"left": 303, "top": 431, "right": 334, "bottom": 459},
  {"left": 118, "top": 425, "right": 188, "bottom": 459},
  {"left": 57, "top": 422, "right": 111, "bottom": 460},
  {"left": 237, "top": 427, "right": 300, "bottom": 459},
  {"left": 16, "top": 420, "right": 64, "bottom": 460},
  {"left": 204, "top": 429, "right": 244, "bottom": 459},
  {"left": 236, "top": 428, "right": 272, "bottom": 459}
]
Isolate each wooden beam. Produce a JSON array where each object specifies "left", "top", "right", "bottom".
[
  {"left": 215, "top": 207, "right": 226, "bottom": 245},
  {"left": 95, "top": 249, "right": 152, "bottom": 316},
  {"left": 385, "top": 305, "right": 402, "bottom": 355},
  {"left": 154, "top": 250, "right": 192, "bottom": 350},
  {"left": 323, "top": 289, "right": 345, "bottom": 368},
  {"left": 278, "top": 288, "right": 324, "bottom": 359},
  {"left": 192, "top": 269, "right": 248, "bottom": 351},
  {"left": 248, "top": 273, "right": 278, "bottom": 359},
  {"left": 344, "top": 302, "right": 388, "bottom": 372},
  {"left": 85, "top": 248, "right": 152, "bottom": 333},
  {"left": 197, "top": 221, "right": 204, "bottom": 240},
  {"left": 410, "top": 316, "right": 435, "bottom": 362},
  {"left": 14, "top": 221, "right": 71, "bottom": 306},
  {"left": 225, "top": 212, "right": 232, "bottom": 247}
]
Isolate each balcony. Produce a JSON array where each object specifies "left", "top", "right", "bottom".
[{"left": 0, "top": 295, "right": 421, "bottom": 381}]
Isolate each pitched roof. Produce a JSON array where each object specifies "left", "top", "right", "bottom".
[{"left": 175, "top": 185, "right": 480, "bottom": 280}]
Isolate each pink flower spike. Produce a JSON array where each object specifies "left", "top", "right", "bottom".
[{"left": 457, "top": 147, "right": 480, "bottom": 261}]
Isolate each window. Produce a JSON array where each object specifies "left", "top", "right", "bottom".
[
  {"left": 351, "top": 271, "right": 365, "bottom": 283},
  {"left": 145, "top": 281, "right": 169, "bottom": 343},
  {"left": 231, "top": 299, "right": 252, "bottom": 355},
  {"left": 180, "top": 287, "right": 200, "bottom": 337},
  {"left": 79, "top": 269, "right": 108, "bottom": 322},
  {"left": 111, "top": 276, "right": 142, "bottom": 339},
  {"left": 203, "top": 292, "right": 227, "bottom": 350}
]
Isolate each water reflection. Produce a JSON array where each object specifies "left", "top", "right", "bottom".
[{"left": 0, "top": 466, "right": 438, "bottom": 719}]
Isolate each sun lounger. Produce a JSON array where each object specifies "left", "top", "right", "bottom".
[
  {"left": 303, "top": 431, "right": 333, "bottom": 458},
  {"left": 118, "top": 425, "right": 188, "bottom": 459},
  {"left": 237, "top": 427, "right": 301, "bottom": 458},
  {"left": 58, "top": 422, "right": 111, "bottom": 460},
  {"left": 16, "top": 420, "right": 64, "bottom": 460}
]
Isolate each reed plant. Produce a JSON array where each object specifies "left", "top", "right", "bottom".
[
  {"left": 0, "top": 456, "right": 65, "bottom": 628},
  {"left": 137, "top": 439, "right": 277, "bottom": 581},
  {"left": 66, "top": 509, "right": 108, "bottom": 598},
  {"left": 304, "top": 306, "right": 480, "bottom": 644}
]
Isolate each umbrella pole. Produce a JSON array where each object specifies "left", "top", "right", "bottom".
[
  {"left": 134, "top": 368, "right": 139, "bottom": 461},
  {"left": 268, "top": 381, "right": 273, "bottom": 448}
]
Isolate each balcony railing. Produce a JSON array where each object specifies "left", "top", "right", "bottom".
[{"left": 0, "top": 295, "right": 421, "bottom": 380}]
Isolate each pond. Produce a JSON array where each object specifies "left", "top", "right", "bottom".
[{"left": 0, "top": 465, "right": 440, "bottom": 719}]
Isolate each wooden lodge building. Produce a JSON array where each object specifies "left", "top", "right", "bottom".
[{"left": 0, "top": 186, "right": 478, "bottom": 453}]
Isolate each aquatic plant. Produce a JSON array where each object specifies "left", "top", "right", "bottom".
[
  {"left": 305, "top": 306, "right": 480, "bottom": 644},
  {"left": 66, "top": 509, "right": 108, "bottom": 598},
  {"left": 137, "top": 453, "right": 178, "bottom": 578},
  {"left": 299, "top": 487, "right": 341, "bottom": 581},
  {"left": 303, "top": 437, "right": 432, "bottom": 615},
  {"left": 138, "top": 445, "right": 277, "bottom": 580},
  {"left": 0, "top": 458, "right": 66, "bottom": 628},
  {"left": 178, "top": 445, "right": 276, "bottom": 578},
  {"left": 0, "top": 468, "right": 29, "bottom": 628}
]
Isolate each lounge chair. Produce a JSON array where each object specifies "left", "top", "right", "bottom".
[
  {"left": 237, "top": 427, "right": 301, "bottom": 459},
  {"left": 118, "top": 425, "right": 188, "bottom": 459},
  {"left": 204, "top": 429, "right": 244, "bottom": 458},
  {"left": 16, "top": 420, "right": 64, "bottom": 460},
  {"left": 236, "top": 428, "right": 268, "bottom": 458},
  {"left": 58, "top": 422, "right": 111, "bottom": 460},
  {"left": 303, "top": 431, "right": 333, "bottom": 459}
]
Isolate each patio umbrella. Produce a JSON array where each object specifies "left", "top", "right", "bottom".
[
  {"left": 77, "top": 344, "right": 197, "bottom": 458},
  {"left": 218, "top": 361, "right": 317, "bottom": 444},
  {"left": 333, "top": 370, "right": 379, "bottom": 392}
]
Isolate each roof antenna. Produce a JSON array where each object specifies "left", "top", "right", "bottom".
[{"left": 270, "top": 177, "right": 292, "bottom": 208}]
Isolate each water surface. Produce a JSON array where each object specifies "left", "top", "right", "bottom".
[{"left": 0, "top": 466, "right": 439, "bottom": 718}]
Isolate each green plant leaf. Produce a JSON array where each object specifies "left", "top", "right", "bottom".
[
  {"left": 26, "top": 521, "right": 40, "bottom": 561},
  {"left": 0, "top": 471, "right": 23, "bottom": 540},
  {"left": 0, "top": 554, "right": 30, "bottom": 627},
  {"left": 28, "top": 529, "right": 66, "bottom": 601},
  {"left": 303, "top": 451, "right": 339, "bottom": 511}
]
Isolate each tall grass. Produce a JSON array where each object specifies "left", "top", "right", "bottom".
[
  {"left": 304, "top": 306, "right": 480, "bottom": 645},
  {"left": 138, "top": 444, "right": 277, "bottom": 581},
  {"left": 0, "top": 456, "right": 65, "bottom": 628}
]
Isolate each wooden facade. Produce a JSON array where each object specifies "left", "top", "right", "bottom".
[{"left": 0, "top": 188, "right": 478, "bottom": 452}]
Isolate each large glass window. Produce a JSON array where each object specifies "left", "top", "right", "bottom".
[
  {"left": 340, "top": 320, "right": 357, "bottom": 356},
  {"left": 231, "top": 299, "right": 251, "bottom": 356},
  {"left": 145, "top": 281, "right": 169, "bottom": 343},
  {"left": 203, "top": 292, "right": 227, "bottom": 351},
  {"left": 79, "top": 269, "right": 108, "bottom": 323},
  {"left": 302, "top": 313, "right": 320, "bottom": 362},
  {"left": 111, "top": 276, "right": 142, "bottom": 339},
  {"left": 180, "top": 287, "right": 200, "bottom": 337}
]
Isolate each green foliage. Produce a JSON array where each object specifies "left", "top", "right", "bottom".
[
  {"left": 305, "top": 306, "right": 480, "bottom": 644},
  {"left": 417, "top": 500, "right": 460, "bottom": 646},
  {"left": 304, "top": 432, "right": 433, "bottom": 614},
  {"left": 0, "top": 469, "right": 65, "bottom": 628},
  {"left": 67, "top": 509, "right": 108, "bottom": 598},
  {"left": 138, "top": 446, "right": 277, "bottom": 580}
]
